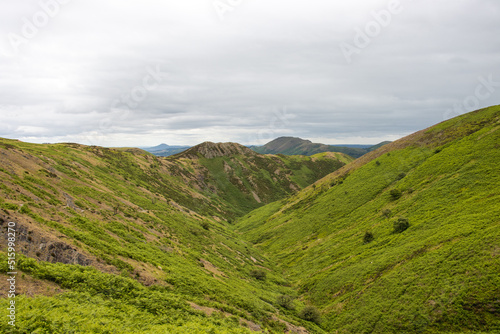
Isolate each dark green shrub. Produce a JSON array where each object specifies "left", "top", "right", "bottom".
[
  {"left": 397, "top": 172, "right": 406, "bottom": 180},
  {"left": 200, "top": 221, "right": 210, "bottom": 230},
  {"left": 363, "top": 231, "right": 374, "bottom": 244},
  {"left": 393, "top": 217, "right": 410, "bottom": 233},
  {"left": 249, "top": 269, "right": 267, "bottom": 281},
  {"left": 382, "top": 209, "right": 392, "bottom": 218},
  {"left": 276, "top": 295, "right": 295, "bottom": 310},
  {"left": 390, "top": 189, "right": 402, "bottom": 200},
  {"left": 299, "top": 306, "right": 321, "bottom": 324}
]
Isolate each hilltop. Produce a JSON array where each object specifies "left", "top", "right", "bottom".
[
  {"left": 236, "top": 105, "right": 500, "bottom": 332},
  {"left": 142, "top": 143, "right": 191, "bottom": 157},
  {"left": 252, "top": 137, "right": 390, "bottom": 158}
]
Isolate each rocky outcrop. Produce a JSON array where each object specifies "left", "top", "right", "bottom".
[{"left": 0, "top": 214, "right": 92, "bottom": 266}]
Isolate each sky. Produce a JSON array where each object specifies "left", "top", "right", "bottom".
[{"left": 0, "top": 0, "right": 499, "bottom": 147}]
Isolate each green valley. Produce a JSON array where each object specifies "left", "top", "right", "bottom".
[{"left": 0, "top": 106, "right": 499, "bottom": 333}]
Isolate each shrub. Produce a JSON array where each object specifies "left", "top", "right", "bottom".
[
  {"left": 390, "top": 189, "right": 402, "bottom": 200},
  {"left": 200, "top": 221, "right": 210, "bottom": 230},
  {"left": 397, "top": 172, "right": 406, "bottom": 180},
  {"left": 363, "top": 231, "right": 374, "bottom": 244},
  {"left": 299, "top": 306, "right": 321, "bottom": 324},
  {"left": 382, "top": 209, "right": 392, "bottom": 218},
  {"left": 276, "top": 295, "right": 295, "bottom": 310},
  {"left": 249, "top": 269, "right": 267, "bottom": 281},
  {"left": 393, "top": 217, "right": 410, "bottom": 233}
]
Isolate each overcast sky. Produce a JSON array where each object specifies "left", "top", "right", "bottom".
[{"left": 0, "top": 0, "right": 499, "bottom": 147}]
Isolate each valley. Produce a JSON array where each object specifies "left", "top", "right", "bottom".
[{"left": 0, "top": 106, "right": 499, "bottom": 333}]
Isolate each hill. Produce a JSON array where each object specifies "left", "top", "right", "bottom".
[
  {"left": 142, "top": 143, "right": 191, "bottom": 157},
  {"left": 252, "top": 137, "right": 390, "bottom": 158},
  {"left": 170, "top": 142, "right": 354, "bottom": 217},
  {"left": 235, "top": 106, "right": 500, "bottom": 332},
  {"left": 0, "top": 138, "right": 350, "bottom": 333}
]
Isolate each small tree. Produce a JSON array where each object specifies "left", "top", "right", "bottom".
[
  {"left": 276, "top": 295, "right": 295, "bottom": 310},
  {"left": 393, "top": 217, "right": 410, "bottom": 233},
  {"left": 390, "top": 189, "right": 402, "bottom": 200},
  {"left": 299, "top": 306, "right": 321, "bottom": 324},
  {"left": 363, "top": 231, "right": 374, "bottom": 244},
  {"left": 249, "top": 269, "right": 267, "bottom": 281}
]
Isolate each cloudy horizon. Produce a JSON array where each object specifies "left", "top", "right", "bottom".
[{"left": 1, "top": 0, "right": 499, "bottom": 147}]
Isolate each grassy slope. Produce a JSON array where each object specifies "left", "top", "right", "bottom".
[
  {"left": 189, "top": 152, "right": 352, "bottom": 217},
  {"left": 0, "top": 140, "right": 338, "bottom": 333},
  {"left": 235, "top": 106, "right": 500, "bottom": 333}
]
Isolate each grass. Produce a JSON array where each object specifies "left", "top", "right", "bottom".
[
  {"left": 235, "top": 105, "right": 500, "bottom": 333},
  {"left": 0, "top": 106, "right": 499, "bottom": 333}
]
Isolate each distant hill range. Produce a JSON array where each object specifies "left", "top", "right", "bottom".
[
  {"left": 143, "top": 138, "right": 390, "bottom": 159},
  {"left": 142, "top": 143, "right": 191, "bottom": 156},
  {"left": 251, "top": 137, "right": 390, "bottom": 158}
]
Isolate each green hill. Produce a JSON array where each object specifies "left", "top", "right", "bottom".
[
  {"left": 235, "top": 105, "right": 500, "bottom": 333},
  {"left": 252, "top": 137, "right": 390, "bottom": 158},
  {"left": 0, "top": 106, "right": 499, "bottom": 333},
  {"left": 0, "top": 139, "right": 349, "bottom": 333}
]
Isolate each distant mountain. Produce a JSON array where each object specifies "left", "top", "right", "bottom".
[
  {"left": 252, "top": 137, "right": 390, "bottom": 158},
  {"left": 142, "top": 143, "right": 191, "bottom": 156}
]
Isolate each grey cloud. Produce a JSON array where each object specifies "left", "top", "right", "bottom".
[{"left": 0, "top": 0, "right": 499, "bottom": 147}]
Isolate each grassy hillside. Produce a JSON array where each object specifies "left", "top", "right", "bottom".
[
  {"left": 0, "top": 139, "right": 348, "bottom": 333},
  {"left": 236, "top": 106, "right": 500, "bottom": 333},
  {"left": 171, "top": 142, "right": 353, "bottom": 218},
  {"left": 252, "top": 137, "right": 390, "bottom": 158}
]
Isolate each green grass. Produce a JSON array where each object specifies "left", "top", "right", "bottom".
[
  {"left": 236, "top": 105, "right": 500, "bottom": 333},
  {"left": 1, "top": 106, "right": 499, "bottom": 333}
]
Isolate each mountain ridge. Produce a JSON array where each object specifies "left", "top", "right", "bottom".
[{"left": 252, "top": 136, "right": 390, "bottom": 158}]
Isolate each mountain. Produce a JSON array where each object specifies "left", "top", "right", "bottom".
[
  {"left": 142, "top": 143, "right": 191, "bottom": 156},
  {"left": 0, "top": 138, "right": 350, "bottom": 333},
  {"left": 252, "top": 137, "right": 391, "bottom": 158},
  {"left": 235, "top": 105, "right": 500, "bottom": 332}
]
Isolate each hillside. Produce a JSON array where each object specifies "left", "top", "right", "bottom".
[
  {"left": 235, "top": 106, "right": 500, "bottom": 332},
  {"left": 0, "top": 139, "right": 349, "bottom": 333},
  {"left": 170, "top": 142, "right": 353, "bottom": 217},
  {"left": 252, "top": 137, "right": 390, "bottom": 158}
]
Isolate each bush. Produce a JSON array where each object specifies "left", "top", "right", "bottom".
[
  {"left": 276, "top": 295, "right": 295, "bottom": 310},
  {"left": 390, "top": 189, "right": 402, "bottom": 200},
  {"left": 249, "top": 269, "right": 267, "bottom": 281},
  {"left": 299, "top": 306, "right": 321, "bottom": 324},
  {"left": 363, "top": 231, "right": 374, "bottom": 244},
  {"left": 393, "top": 217, "right": 410, "bottom": 233},
  {"left": 382, "top": 209, "right": 392, "bottom": 218}
]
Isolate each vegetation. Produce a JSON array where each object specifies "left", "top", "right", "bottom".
[
  {"left": 298, "top": 306, "right": 322, "bottom": 325},
  {"left": 1, "top": 105, "right": 499, "bottom": 333},
  {"left": 236, "top": 105, "right": 500, "bottom": 332}
]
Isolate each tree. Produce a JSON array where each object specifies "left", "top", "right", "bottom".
[
  {"left": 249, "top": 269, "right": 267, "bottom": 281},
  {"left": 393, "top": 217, "right": 410, "bottom": 233},
  {"left": 363, "top": 231, "right": 374, "bottom": 244},
  {"left": 299, "top": 306, "right": 321, "bottom": 324},
  {"left": 276, "top": 295, "right": 295, "bottom": 310},
  {"left": 390, "top": 189, "right": 402, "bottom": 200}
]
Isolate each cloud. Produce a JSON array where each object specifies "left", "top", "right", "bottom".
[{"left": 0, "top": 0, "right": 499, "bottom": 147}]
